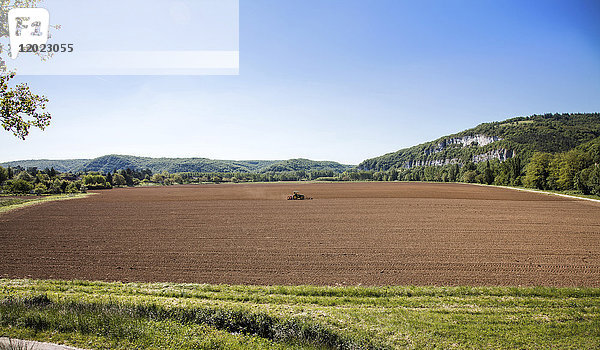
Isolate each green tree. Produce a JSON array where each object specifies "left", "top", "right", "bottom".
[
  {"left": 82, "top": 174, "right": 109, "bottom": 189},
  {"left": 60, "top": 180, "right": 68, "bottom": 193},
  {"left": 113, "top": 173, "right": 126, "bottom": 186},
  {"left": 494, "top": 157, "right": 521, "bottom": 186},
  {"left": 589, "top": 166, "right": 600, "bottom": 196},
  {"left": 462, "top": 170, "right": 477, "bottom": 183},
  {"left": 119, "top": 169, "right": 134, "bottom": 186},
  {"left": 463, "top": 161, "right": 476, "bottom": 172},
  {"left": 33, "top": 182, "right": 47, "bottom": 194},
  {"left": 0, "top": 166, "right": 7, "bottom": 183},
  {"left": 5, "top": 179, "right": 33, "bottom": 193},
  {"left": 15, "top": 170, "right": 33, "bottom": 182},
  {"left": 523, "top": 152, "right": 553, "bottom": 189},
  {"left": 424, "top": 166, "right": 439, "bottom": 181},
  {"left": 83, "top": 174, "right": 106, "bottom": 185},
  {"left": 548, "top": 149, "right": 590, "bottom": 190},
  {"left": 508, "top": 157, "right": 522, "bottom": 185},
  {"left": 173, "top": 174, "right": 184, "bottom": 184},
  {"left": 105, "top": 172, "right": 113, "bottom": 185},
  {"left": 483, "top": 161, "right": 494, "bottom": 185},
  {"left": 36, "top": 172, "right": 50, "bottom": 183},
  {"left": 65, "top": 182, "right": 79, "bottom": 193},
  {"left": 448, "top": 164, "right": 460, "bottom": 182},
  {"left": 576, "top": 165, "right": 600, "bottom": 195},
  {"left": 151, "top": 173, "right": 164, "bottom": 184}
]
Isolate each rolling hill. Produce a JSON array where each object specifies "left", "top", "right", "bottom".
[
  {"left": 1, "top": 155, "right": 353, "bottom": 174},
  {"left": 260, "top": 158, "right": 352, "bottom": 173},
  {"left": 359, "top": 113, "right": 600, "bottom": 171},
  {"left": 0, "top": 159, "right": 89, "bottom": 173}
]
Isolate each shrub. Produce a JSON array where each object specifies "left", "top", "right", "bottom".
[
  {"left": 34, "top": 183, "right": 48, "bottom": 195},
  {"left": 5, "top": 179, "right": 33, "bottom": 194},
  {"left": 65, "top": 183, "right": 79, "bottom": 193}
]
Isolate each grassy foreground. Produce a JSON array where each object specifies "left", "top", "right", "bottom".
[{"left": 0, "top": 280, "right": 598, "bottom": 349}]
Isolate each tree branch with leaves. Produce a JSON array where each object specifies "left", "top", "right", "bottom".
[
  {"left": 1, "top": 0, "right": 54, "bottom": 139},
  {"left": 0, "top": 71, "right": 50, "bottom": 139}
]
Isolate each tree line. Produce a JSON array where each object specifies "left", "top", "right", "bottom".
[
  {"left": 522, "top": 139, "right": 600, "bottom": 195},
  {"left": 1, "top": 138, "right": 599, "bottom": 197},
  {"left": 0, "top": 167, "right": 152, "bottom": 194}
]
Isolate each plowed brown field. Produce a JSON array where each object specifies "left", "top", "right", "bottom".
[{"left": 1, "top": 182, "right": 599, "bottom": 286}]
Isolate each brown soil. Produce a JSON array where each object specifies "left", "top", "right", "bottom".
[{"left": 1, "top": 182, "right": 599, "bottom": 286}]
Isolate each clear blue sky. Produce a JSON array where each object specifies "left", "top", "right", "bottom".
[{"left": 2, "top": 0, "right": 599, "bottom": 164}]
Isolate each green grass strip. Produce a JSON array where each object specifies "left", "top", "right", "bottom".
[
  {"left": 0, "top": 194, "right": 92, "bottom": 214},
  {"left": 1, "top": 279, "right": 600, "bottom": 349},
  {"left": 0, "top": 294, "right": 375, "bottom": 350}
]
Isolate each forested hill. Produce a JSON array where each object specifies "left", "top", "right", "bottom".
[
  {"left": 0, "top": 155, "right": 353, "bottom": 174},
  {"left": 0, "top": 159, "right": 89, "bottom": 173},
  {"left": 359, "top": 113, "right": 600, "bottom": 171},
  {"left": 80, "top": 155, "right": 278, "bottom": 174},
  {"left": 261, "top": 158, "right": 352, "bottom": 172}
]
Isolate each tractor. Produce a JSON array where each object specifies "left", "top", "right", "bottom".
[{"left": 287, "top": 191, "right": 311, "bottom": 200}]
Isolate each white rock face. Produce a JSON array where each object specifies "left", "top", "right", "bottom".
[
  {"left": 401, "top": 135, "right": 511, "bottom": 169},
  {"left": 403, "top": 148, "right": 513, "bottom": 168},
  {"left": 403, "top": 158, "right": 460, "bottom": 168},
  {"left": 425, "top": 134, "right": 502, "bottom": 155},
  {"left": 472, "top": 149, "right": 514, "bottom": 163},
  {"left": 446, "top": 134, "right": 501, "bottom": 148}
]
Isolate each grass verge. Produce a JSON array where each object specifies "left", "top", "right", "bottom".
[
  {"left": 0, "top": 194, "right": 92, "bottom": 215},
  {"left": 461, "top": 182, "right": 600, "bottom": 202},
  {"left": 0, "top": 279, "right": 599, "bottom": 349}
]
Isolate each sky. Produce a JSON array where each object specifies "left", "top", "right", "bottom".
[{"left": 1, "top": 0, "right": 599, "bottom": 165}]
